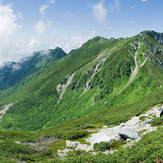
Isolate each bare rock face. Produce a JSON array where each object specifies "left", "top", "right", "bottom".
[
  {"left": 156, "top": 107, "right": 163, "bottom": 117},
  {"left": 118, "top": 127, "right": 140, "bottom": 140}
]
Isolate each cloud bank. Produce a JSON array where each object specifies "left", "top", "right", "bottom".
[{"left": 0, "top": 3, "right": 21, "bottom": 66}]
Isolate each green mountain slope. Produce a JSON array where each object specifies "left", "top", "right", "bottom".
[
  {"left": 0, "top": 31, "right": 162, "bottom": 132},
  {"left": 0, "top": 30, "right": 162, "bottom": 162}
]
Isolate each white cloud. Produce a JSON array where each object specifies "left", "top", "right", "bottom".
[
  {"left": 40, "top": 0, "right": 55, "bottom": 18},
  {"left": 51, "top": 0, "right": 55, "bottom": 4},
  {"left": 34, "top": 20, "right": 46, "bottom": 35},
  {"left": 0, "top": 4, "right": 21, "bottom": 35},
  {"left": 141, "top": 0, "right": 148, "bottom": 2},
  {"left": 12, "top": 63, "right": 22, "bottom": 72},
  {"left": 40, "top": 4, "right": 48, "bottom": 18},
  {"left": 50, "top": 31, "right": 96, "bottom": 53},
  {"left": 34, "top": 19, "right": 52, "bottom": 35},
  {"left": 91, "top": 1, "right": 108, "bottom": 23},
  {"left": 28, "top": 38, "right": 40, "bottom": 50},
  {"left": 35, "top": 0, "right": 55, "bottom": 35},
  {"left": 131, "top": 6, "right": 135, "bottom": 9},
  {"left": 0, "top": 3, "right": 21, "bottom": 66}
]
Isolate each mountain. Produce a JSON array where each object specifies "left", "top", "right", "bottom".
[
  {"left": 0, "top": 30, "right": 162, "bottom": 132},
  {"left": 0, "top": 30, "right": 162, "bottom": 162},
  {"left": 0, "top": 47, "right": 66, "bottom": 90}
]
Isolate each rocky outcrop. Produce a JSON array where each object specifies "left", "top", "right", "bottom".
[
  {"left": 118, "top": 44, "right": 140, "bottom": 94},
  {"left": 56, "top": 73, "right": 76, "bottom": 103},
  {"left": 0, "top": 102, "right": 15, "bottom": 115},
  {"left": 57, "top": 104, "right": 162, "bottom": 156},
  {"left": 140, "top": 31, "right": 163, "bottom": 70},
  {"left": 15, "top": 137, "right": 58, "bottom": 151},
  {"left": 118, "top": 127, "right": 140, "bottom": 140},
  {"left": 80, "top": 56, "right": 109, "bottom": 97},
  {"left": 85, "top": 128, "right": 122, "bottom": 151}
]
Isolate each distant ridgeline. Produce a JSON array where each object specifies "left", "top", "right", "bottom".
[
  {"left": 0, "top": 47, "right": 66, "bottom": 90},
  {"left": 0, "top": 30, "right": 162, "bottom": 131}
]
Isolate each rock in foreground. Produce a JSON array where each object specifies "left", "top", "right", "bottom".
[{"left": 118, "top": 127, "right": 140, "bottom": 140}]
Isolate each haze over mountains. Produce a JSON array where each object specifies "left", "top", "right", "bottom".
[{"left": 0, "top": 47, "right": 66, "bottom": 90}]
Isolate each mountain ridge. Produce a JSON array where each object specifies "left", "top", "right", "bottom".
[{"left": 0, "top": 30, "right": 162, "bottom": 131}]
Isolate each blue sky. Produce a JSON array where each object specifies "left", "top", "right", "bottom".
[{"left": 0, "top": 0, "right": 163, "bottom": 65}]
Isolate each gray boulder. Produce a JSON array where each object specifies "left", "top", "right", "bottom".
[
  {"left": 156, "top": 107, "right": 163, "bottom": 117},
  {"left": 118, "top": 127, "right": 140, "bottom": 140}
]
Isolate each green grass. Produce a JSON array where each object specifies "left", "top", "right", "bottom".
[
  {"left": 150, "top": 116, "right": 163, "bottom": 126},
  {"left": 139, "top": 116, "right": 147, "bottom": 121}
]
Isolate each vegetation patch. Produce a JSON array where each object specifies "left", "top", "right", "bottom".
[
  {"left": 139, "top": 115, "right": 147, "bottom": 121},
  {"left": 150, "top": 117, "right": 163, "bottom": 126},
  {"left": 94, "top": 142, "right": 112, "bottom": 151},
  {"left": 66, "top": 149, "right": 85, "bottom": 158},
  {"left": 139, "top": 129, "right": 148, "bottom": 134},
  {"left": 94, "top": 140, "right": 123, "bottom": 151}
]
